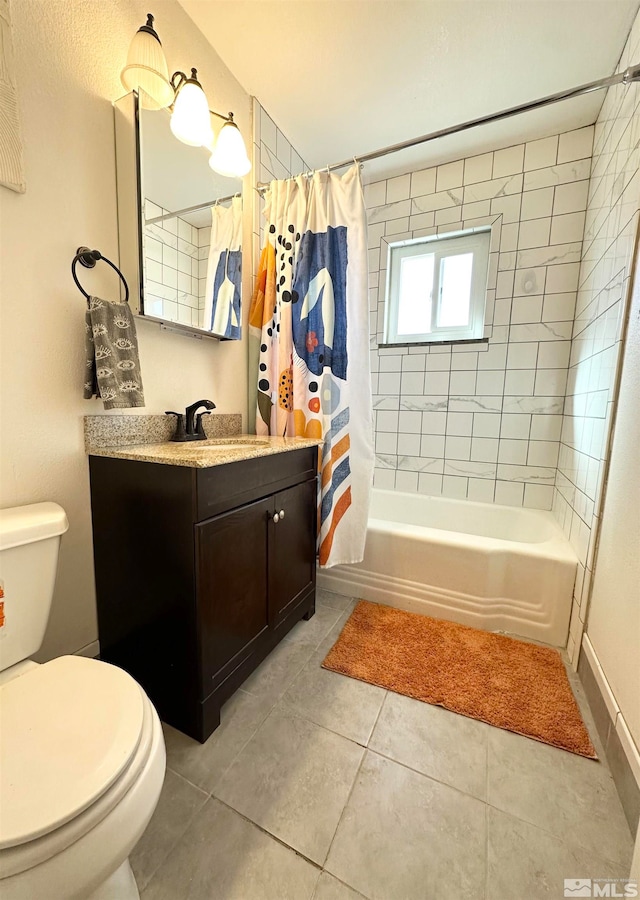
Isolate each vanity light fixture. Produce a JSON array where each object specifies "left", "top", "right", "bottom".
[
  {"left": 120, "top": 14, "right": 252, "bottom": 178},
  {"left": 209, "top": 114, "right": 252, "bottom": 177},
  {"left": 169, "top": 69, "right": 214, "bottom": 147},
  {"left": 120, "top": 14, "right": 173, "bottom": 110}
]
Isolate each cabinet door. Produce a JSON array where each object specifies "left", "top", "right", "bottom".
[
  {"left": 268, "top": 478, "right": 317, "bottom": 625},
  {"left": 196, "top": 496, "right": 271, "bottom": 695}
]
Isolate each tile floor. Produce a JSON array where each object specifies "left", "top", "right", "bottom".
[{"left": 132, "top": 589, "right": 635, "bottom": 900}]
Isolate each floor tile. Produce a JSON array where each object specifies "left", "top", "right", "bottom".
[
  {"left": 215, "top": 708, "right": 365, "bottom": 865},
  {"left": 240, "top": 637, "right": 316, "bottom": 705},
  {"left": 131, "top": 770, "right": 208, "bottom": 891},
  {"left": 369, "top": 691, "right": 489, "bottom": 799},
  {"left": 162, "top": 689, "right": 271, "bottom": 793},
  {"left": 284, "top": 603, "right": 345, "bottom": 648},
  {"left": 325, "top": 750, "right": 486, "bottom": 900},
  {"left": 278, "top": 648, "right": 386, "bottom": 745},
  {"left": 317, "top": 588, "right": 358, "bottom": 612},
  {"left": 142, "top": 798, "right": 320, "bottom": 900},
  {"left": 313, "top": 871, "right": 368, "bottom": 899},
  {"left": 316, "top": 604, "right": 357, "bottom": 657},
  {"left": 486, "top": 806, "right": 629, "bottom": 900},
  {"left": 487, "top": 726, "right": 633, "bottom": 868}
]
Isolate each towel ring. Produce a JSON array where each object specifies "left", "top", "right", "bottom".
[{"left": 72, "top": 247, "right": 129, "bottom": 305}]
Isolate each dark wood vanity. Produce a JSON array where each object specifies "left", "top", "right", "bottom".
[{"left": 88, "top": 446, "right": 318, "bottom": 742}]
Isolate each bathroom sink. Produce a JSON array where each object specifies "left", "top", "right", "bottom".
[{"left": 175, "top": 440, "right": 270, "bottom": 452}]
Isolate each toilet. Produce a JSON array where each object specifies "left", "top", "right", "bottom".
[{"left": 0, "top": 503, "right": 166, "bottom": 900}]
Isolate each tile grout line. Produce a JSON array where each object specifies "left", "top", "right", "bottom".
[
  {"left": 319, "top": 744, "right": 368, "bottom": 873},
  {"left": 213, "top": 795, "right": 324, "bottom": 872}
]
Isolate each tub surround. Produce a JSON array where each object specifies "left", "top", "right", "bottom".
[
  {"left": 366, "top": 125, "right": 594, "bottom": 512},
  {"left": 554, "top": 11, "right": 640, "bottom": 673}
]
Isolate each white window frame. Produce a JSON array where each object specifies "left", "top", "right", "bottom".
[{"left": 384, "top": 228, "right": 491, "bottom": 345}]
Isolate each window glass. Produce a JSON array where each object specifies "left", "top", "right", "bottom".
[
  {"left": 397, "top": 253, "right": 434, "bottom": 335},
  {"left": 384, "top": 228, "right": 491, "bottom": 345},
  {"left": 437, "top": 252, "right": 473, "bottom": 328}
]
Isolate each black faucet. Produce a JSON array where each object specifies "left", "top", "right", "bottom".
[{"left": 165, "top": 399, "right": 216, "bottom": 442}]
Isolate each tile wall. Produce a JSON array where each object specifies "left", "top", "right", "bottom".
[
  {"left": 366, "top": 127, "right": 594, "bottom": 509},
  {"left": 251, "top": 98, "right": 310, "bottom": 273},
  {"left": 552, "top": 18, "right": 640, "bottom": 665},
  {"left": 143, "top": 198, "right": 211, "bottom": 329}
]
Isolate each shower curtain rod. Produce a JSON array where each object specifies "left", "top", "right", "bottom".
[
  {"left": 256, "top": 63, "right": 640, "bottom": 192},
  {"left": 146, "top": 192, "right": 241, "bottom": 225}
]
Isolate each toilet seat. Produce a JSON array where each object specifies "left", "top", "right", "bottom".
[{"left": 0, "top": 656, "right": 154, "bottom": 879}]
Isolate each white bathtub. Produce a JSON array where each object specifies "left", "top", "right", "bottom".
[{"left": 317, "top": 489, "right": 578, "bottom": 647}]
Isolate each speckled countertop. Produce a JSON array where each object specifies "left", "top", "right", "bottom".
[{"left": 87, "top": 434, "right": 321, "bottom": 468}]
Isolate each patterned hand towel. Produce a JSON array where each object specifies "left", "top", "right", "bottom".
[{"left": 84, "top": 296, "right": 145, "bottom": 409}]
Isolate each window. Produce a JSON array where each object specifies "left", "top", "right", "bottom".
[{"left": 384, "top": 228, "right": 491, "bottom": 344}]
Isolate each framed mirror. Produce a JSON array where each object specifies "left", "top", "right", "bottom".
[{"left": 114, "top": 91, "right": 243, "bottom": 340}]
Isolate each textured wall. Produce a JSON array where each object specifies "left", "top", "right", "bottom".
[
  {"left": 587, "top": 255, "right": 640, "bottom": 749},
  {"left": 0, "top": 0, "right": 251, "bottom": 660},
  {"left": 365, "top": 127, "right": 593, "bottom": 509}
]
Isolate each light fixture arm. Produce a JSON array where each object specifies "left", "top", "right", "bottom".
[
  {"left": 170, "top": 68, "right": 201, "bottom": 94},
  {"left": 169, "top": 69, "right": 235, "bottom": 124},
  {"left": 209, "top": 108, "right": 235, "bottom": 124}
]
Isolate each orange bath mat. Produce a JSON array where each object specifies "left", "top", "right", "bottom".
[{"left": 322, "top": 601, "right": 597, "bottom": 759}]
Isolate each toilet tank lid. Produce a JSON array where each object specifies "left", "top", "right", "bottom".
[{"left": 0, "top": 503, "right": 69, "bottom": 550}]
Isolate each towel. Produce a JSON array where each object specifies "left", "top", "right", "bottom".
[{"left": 84, "top": 296, "right": 145, "bottom": 409}]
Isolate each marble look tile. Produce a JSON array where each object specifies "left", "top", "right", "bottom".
[
  {"left": 325, "top": 751, "right": 486, "bottom": 900},
  {"left": 523, "top": 157, "right": 591, "bottom": 191},
  {"left": 162, "top": 689, "right": 271, "bottom": 793},
  {"left": 369, "top": 693, "right": 489, "bottom": 799},
  {"left": 313, "top": 872, "right": 368, "bottom": 900},
  {"left": 131, "top": 770, "right": 208, "bottom": 891},
  {"left": 283, "top": 604, "right": 344, "bottom": 648},
  {"left": 278, "top": 648, "right": 386, "bottom": 745},
  {"left": 215, "top": 709, "right": 364, "bottom": 865},
  {"left": 486, "top": 806, "right": 626, "bottom": 900},
  {"left": 240, "top": 637, "right": 317, "bottom": 705},
  {"left": 487, "top": 727, "right": 633, "bottom": 868},
  {"left": 142, "top": 799, "right": 319, "bottom": 900}
]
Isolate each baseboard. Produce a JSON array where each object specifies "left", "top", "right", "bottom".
[{"left": 578, "top": 635, "right": 640, "bottom": 835}]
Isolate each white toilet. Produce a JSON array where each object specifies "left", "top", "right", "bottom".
[{"left": 0, "top": 503, "right": 166, "bottom": 900}]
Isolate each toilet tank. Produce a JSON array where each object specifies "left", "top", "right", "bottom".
[{"left": 0, "top": 503, "right": 69, "bottom": 672}]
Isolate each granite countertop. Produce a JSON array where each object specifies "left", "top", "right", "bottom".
[{"left": 87, "top": 434, "right": 321, "bottom": 468}]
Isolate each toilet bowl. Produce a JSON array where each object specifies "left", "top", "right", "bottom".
[{"left": 0, "top": 504, "right": 166, "bottom": 899}]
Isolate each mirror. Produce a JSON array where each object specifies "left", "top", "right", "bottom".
[{"left": 114, "top": 92, "right": 243, "bottom": 340}]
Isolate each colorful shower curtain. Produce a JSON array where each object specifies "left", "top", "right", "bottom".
[
  {"left": 204, "top": 196, "right": 242, "bottom": 338},
  {"left": 249, "top": 164, "right": 373, "bottom": 567}
]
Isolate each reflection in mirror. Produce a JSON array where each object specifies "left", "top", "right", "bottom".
[{"left": 114, "top": 92, "right": 243, "bottom": 340}]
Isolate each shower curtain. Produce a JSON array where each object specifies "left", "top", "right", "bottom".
[
  {"left": 249, "top": 164, "right": 373, "bottom": 568},
  {"left": 204, "top": 196, "right": 242, "bottom": 338}
]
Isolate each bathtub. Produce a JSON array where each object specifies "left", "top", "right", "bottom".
[{"left": 317, "top": 489, "right": 578, "bottom": 647}]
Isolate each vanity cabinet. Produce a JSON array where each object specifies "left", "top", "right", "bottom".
[{"left": 89, "top": 447, "right": 317, "bottom": 742}]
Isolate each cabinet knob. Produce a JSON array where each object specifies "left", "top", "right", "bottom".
[
  {"left": 279, "top": 509, "right": 285, "bottom": 519},
  {"left": 272, "top": 512, "right": 280, "bottom": 523}
]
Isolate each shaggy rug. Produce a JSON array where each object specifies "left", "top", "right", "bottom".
[{"left": 322, "top": 601, "right": 596, "bottom": 758}]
